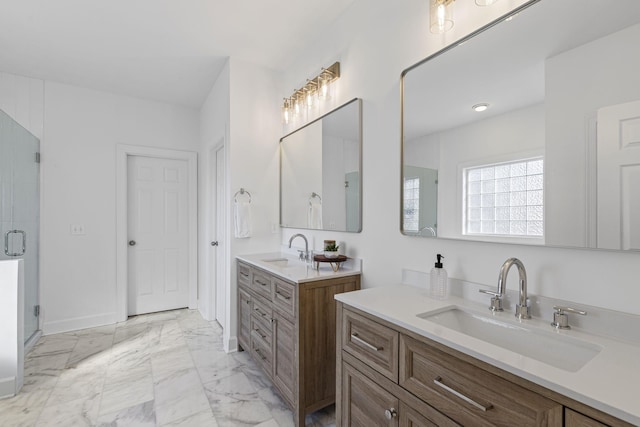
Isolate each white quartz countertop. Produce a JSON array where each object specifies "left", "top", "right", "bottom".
[
  {"left": 237, "top": 252, "right": 361, "bottom": 284},
  {"left": 335, "top": 285, "right": 640, "bottom": 425}
]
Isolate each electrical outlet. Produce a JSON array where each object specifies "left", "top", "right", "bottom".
[{"left": 70, "top": 224, "right": 86, "bottom": 235}]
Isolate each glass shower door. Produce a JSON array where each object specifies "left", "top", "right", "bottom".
[{"left": 0, "top": 109, "right": 40, "bottom": 343}]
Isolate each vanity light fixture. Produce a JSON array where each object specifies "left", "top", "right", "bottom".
[
  {"left": 472, "top": 103, "right": 489, "bottom": 112},
  {"left": 430, "top": 0, "right": 455, "bottom": 34},
  {"left": 282, "top": 98, "right": 291, "bottom": 124},
  {"left": 281, "top": 61, "right": 340, "bottom": 122}
]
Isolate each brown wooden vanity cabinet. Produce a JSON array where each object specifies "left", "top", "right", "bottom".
[
  {"left": 337, "top": 302, "right": 633, "bottom": 427},
  {"left": 237, "top": 260, "right": 360, "bottom": 426}
]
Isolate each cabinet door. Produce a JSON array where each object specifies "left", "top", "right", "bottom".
[
  {"left": 565, "top": 409, "right": 610, "bottom": 427},
  {"left": 399, "top": 401, "right": 461, "bottom": 427},
  {"left": 238, "top": 287, "right": 251, "bottom": 349},
  {"left": 273, "top": 311, "right": 295, "bottom": 406},
  {"left": 342, "top": 362, "right": 399, "bottom": 427}
]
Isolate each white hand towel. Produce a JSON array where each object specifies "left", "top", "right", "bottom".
[
  {"left": 308, "top": 202, "right": 322, "bottom": 229},
  {"left": 234, "top": 201, "right": 251, "bottom": 238}
]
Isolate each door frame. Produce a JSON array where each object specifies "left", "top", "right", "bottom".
[
  {"left": 116, "top": 144, "right": 198, "bottom": 322},
  {"left": 210, "top": 142, "right": 226, "bottom": 328}
]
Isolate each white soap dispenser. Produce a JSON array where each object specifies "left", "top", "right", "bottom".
[{"left": 429, "top": 254, "right": 448, "bottom": 300}]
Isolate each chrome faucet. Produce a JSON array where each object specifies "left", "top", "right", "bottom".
[
  {"left": 480, "top": 257, "right": 531, "bottom": 319},
  {"left": 288, "top": 233, "right": 310, "bottom": 262}
]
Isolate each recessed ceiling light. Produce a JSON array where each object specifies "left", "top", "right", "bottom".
[{"left": 472, "top": 103, "right": 489, "bottom": 112}]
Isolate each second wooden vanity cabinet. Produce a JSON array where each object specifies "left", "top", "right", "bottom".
[
  {"left": 337, "top": 303, "right": 633, "bottom": 427},
  {"left": 237, "top": 260, "right": 360, "bottom": 426}
]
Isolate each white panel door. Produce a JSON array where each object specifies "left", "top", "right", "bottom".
[
  {"left": 597, "top": 100, "right": 640, "bottom": 250},
  {"left": 127, "top": 155, "right": 189, "bottom": 315}
]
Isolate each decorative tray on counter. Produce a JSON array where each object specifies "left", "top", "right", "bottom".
[{"left": 313, "top": 254, "right": 348, "bottom": 272}]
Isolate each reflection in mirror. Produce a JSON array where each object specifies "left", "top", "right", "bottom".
[
  {"left": 401, "top": 0, "right": 640, "bottom": 250},
  {"left": 281, "top": 98, "right": 362, "bottom": 232}
]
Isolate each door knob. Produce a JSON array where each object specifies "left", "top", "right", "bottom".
[
  {"left": 211, "top": 241, "right": 218, "bottom": 246},
  {"left": 129, "top": 240, "right": 136, "bottom": 246}
]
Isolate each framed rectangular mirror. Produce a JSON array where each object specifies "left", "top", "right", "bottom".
[
  {"left": 280, "top": 98, "right": 362, "bottom": 232},
  {"left": 401, "top": 0, "right": 640, "bottom": 250}
]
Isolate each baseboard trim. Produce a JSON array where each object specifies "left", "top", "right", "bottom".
[
  {"left": 0, "top": 377, "right": 17, "bottom": 399},
  {"left": 43, "top": 312, "right": 118, "bottom": 335},
  {"left": 25, "top": 330, "right": 42, "bottom": 355},
  {"left": 224, "top": 335, "right": 238, "bottom": 353}
]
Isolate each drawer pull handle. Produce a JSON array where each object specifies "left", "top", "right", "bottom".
[
  {"left": 254, "top": 348, "right": 267, "bottom": 361},
  {"left": 433, "top": 376, "right": 493, "bottom": 412},
  {"left": 254, "top": 308, "right": 266, "bottom": 317},
  {"left": 350, "top": 333, "right": 382, "bottom": 352},
  {"left": 255, "top": 280, "right": 268, "bottom": 287},
  {"left": 240, "top": 272, "right": 249, "bottom": 278},
  {"left": 254, "top": 328, "right": 266, "bottom": 339},
  {"left": 275, "top": 291, "right": 291, "bottom": 301}
]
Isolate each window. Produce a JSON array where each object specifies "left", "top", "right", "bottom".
[
  {"left": 403, "top": 177, "right": 420, "bottom": 232},
  {"left": 464, "top": 158, "right": 543, "bottom": 237}
]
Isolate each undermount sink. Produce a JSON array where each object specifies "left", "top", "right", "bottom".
[
  {"left": 261, "top": 257, "right": 291, "bottom": 267},
  {"left": 417, "top": 307, "right": 602, "bottom": 372}
]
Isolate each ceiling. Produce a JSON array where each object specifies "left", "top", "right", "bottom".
[{"left": 0, "top": 0, "right": 356, "bottom": 108}]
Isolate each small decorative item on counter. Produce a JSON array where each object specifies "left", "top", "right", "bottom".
[
  {"left": 429, "top": 253, "right": 448, "bottom": 300},
  {"left": 324, "top": 241, "right": 340, "bottom": 258}
]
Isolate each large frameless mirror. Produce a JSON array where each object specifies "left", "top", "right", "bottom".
[
  {"left": 280, "top": 98, "right": 362, "bottom": 232},
  {"left": 401, "top": 0, "right": 640, "bottom": 250}
]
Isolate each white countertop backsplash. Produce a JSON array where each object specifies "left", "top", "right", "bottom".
[{"left": 336, "top": 283, "right": 640, "bottom": 425}]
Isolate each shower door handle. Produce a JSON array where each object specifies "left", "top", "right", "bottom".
[{"left": 4, "top": 230, "right": 26, "bottom": 256}]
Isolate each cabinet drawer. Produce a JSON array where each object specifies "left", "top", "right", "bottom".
[
  {"left": 252, "top": 270, "right": 273, "bottom": 299},
  {"left": 565, "top": 409, "right": 609, "bottom": 427},
  {"left": 250, "top": 313, "right": 272, "bottom": 347},
  {"left": 399, "top": 334, "right": 563, "bottom": 426},
  {"left": 250, "top": 330, "right": 272, "bottom": 374},
  {"left": 272, "top": 277, "right": 296, "bottom": 318},
  {"left": 251, "top": 293, "right": 272, "bottom": 325},
  {"left": 238, "top": 262, "right": 251, "bottom": 287},
  {"left": 342, "top": 309, "right": 399, "bottom": 382}
]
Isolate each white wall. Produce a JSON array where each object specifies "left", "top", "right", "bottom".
[
  {"left": 0, "top": 72, "right": 44, "bottom": 140},
  {"left": 41, "top": 82, "right": 199, "bottom": 333},
  {"left": 225, "top": 58, "right": 282, "bottom": 348},
  {"left": 266, "top": 0, "right": 640, "bottom": 318}
]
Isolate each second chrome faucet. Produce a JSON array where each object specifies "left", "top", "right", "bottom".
[{"left": 480, "top": 257, "right": 531, "bottom": 319}]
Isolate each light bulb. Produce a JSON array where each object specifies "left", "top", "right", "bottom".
[
  {"left": 430, "top": 0, "right": 454, "bottom": 34},
  {"left": 282, "top": 99, "right": 290, "bottom": 124},
  {"left": 437, "top": 4, "right": 446, "bottom": 29}
]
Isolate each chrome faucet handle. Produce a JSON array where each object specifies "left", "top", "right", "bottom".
[
  {"left": 551, "top": 306, "right": 587, "bottom": 330},
  {"left": 297, "top": 250, "right": 305, "bottom": 261},
  {"left": 515, "top": 302, "right": 532, "bottom": 320},
  {"left": 479, "top": 289, "right": 504, "bottom": 312}
]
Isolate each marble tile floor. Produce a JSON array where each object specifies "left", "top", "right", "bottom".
[{"left": 0, "top": 309, "right": 336, "bottom": 427}]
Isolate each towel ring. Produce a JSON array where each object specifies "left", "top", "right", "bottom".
[
  {"left": 234, "top": 188, "right": 252, "bottom": 203},
  {"left": 309, "top": 192, "right": 322, "bottom": 206}
]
